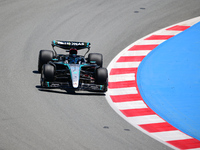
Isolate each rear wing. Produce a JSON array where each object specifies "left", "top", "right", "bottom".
[
  {"left": 51, "top": 40, "right": 91, "bottom": 57},
  {"left": 52, "top": 40, "right": 90, "bottom": 50}
]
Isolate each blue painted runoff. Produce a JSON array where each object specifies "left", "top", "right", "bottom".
[{"left": 137, "top": 21, "right": 200, "bottom": 140}]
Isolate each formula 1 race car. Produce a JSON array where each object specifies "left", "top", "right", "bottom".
[{"left": 38, "top": 40, "right": 108, "bottom": 92}]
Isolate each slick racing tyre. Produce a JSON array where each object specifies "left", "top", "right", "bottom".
[
  {"left": 40, "top": 64, "right": 55, "bottom": 87},
  {"left": 88, "top": 53, "right": 103, "bottom": 67},
  {"left": 95, "top": 67, "right": 108, "bottom": 85},
  {"left": 38, "top": 50, "right": 54, "bottom": 73}
]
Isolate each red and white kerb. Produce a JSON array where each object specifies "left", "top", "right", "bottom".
[{"left": 106, "top": 17, "right": 200, "bottom": 150}]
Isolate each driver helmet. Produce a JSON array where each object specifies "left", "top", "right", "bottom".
[{"left": 69, "top": 48, "right": 77, "bottom": 57}]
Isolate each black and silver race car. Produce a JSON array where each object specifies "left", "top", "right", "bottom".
[{"left": 38, "top": 40, "right": 108, "bottom": 92}]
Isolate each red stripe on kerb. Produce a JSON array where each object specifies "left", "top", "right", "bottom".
[
  {"left": 166, "top": 25, "right": 190, "bottom": 31},
  {"left": 145, "top": 35, "right": 174, "bottom": 40},
  {"left": 120, "top": 108, "right": 155, "bottom": 117},
  {"left": 128, "top": 45, "right": 158, "bottom": 51},
  {"left": 167, "top": 138, "right": 200, "bottom": 150},
  {"left": 117, "top": 56, "right": 145, "bottom": 62},
  {"left": 139, "top": 122, "right": 177, "bottom": 133},
  {"left": 110, "top": 94, "right": 143, "bottom": 102},
  {"left": 108, "top": 80, "right": 136, "bottom": 89},
  {"left": 110, "top": 68, "right": 137, "bottom": 75}
]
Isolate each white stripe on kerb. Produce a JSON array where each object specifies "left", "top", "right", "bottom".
[
  {"left": 151, "top": 130, "right": 192, "bottom": 141},
  {"left": 108, "top": 87, "right": 138, "bottom": 95},
  {"left": 114, "top": 101, "right": 147, "bottom": 110},
  {"left": 135, "top": 40, "right": 165, "bottom": 45},
  {"left": 155, "top": 30, "right": 181, "bottom": 35},
  {"left": 127, "top": 115, "right": 165, "bottom": 125},
  {"left": 112, "top": 62, "right": 141, "bottom": 68},
  {"left": 122, "top": 50, "right": 151, "bottom": 56},
  {"left": 109, "top": 73, "right": 135, "bottom": 82},
  {"left": 187, "top": 148, "right": 200, "bottom": 150}
]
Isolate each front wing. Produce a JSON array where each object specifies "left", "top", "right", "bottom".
[{"left": 42, "top": 81, "right": 107, "bottom": 92}]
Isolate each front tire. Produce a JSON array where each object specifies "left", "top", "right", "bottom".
[
  {"left": 95, "top": 67, "right": 108, "bottom": 85},
  {"left": 40, "top": 64, "right": 55, "bottom": 87}
]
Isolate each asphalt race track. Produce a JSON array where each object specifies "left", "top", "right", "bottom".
[{"left": 0, "top": 1, "right": 200, "bottom": 150}]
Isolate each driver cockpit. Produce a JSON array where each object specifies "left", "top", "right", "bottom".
[{"left": 65, "top": 48, "right": 85, "bottom": 64}]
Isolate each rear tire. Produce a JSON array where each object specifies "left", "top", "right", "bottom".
[
  {"left": 88, "top": 53, "right": 103, "bottom": 67},
  {"left": 38, "top": 50, "right": 54, "bottom": 73}
]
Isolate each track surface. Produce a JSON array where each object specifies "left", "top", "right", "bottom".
[{"left": 0, "top": 1, "right": 200, "bottom": 149}]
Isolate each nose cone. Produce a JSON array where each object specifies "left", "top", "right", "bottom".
[{"left": 69, "top": 64, "right": 80, "bottom": 88}]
